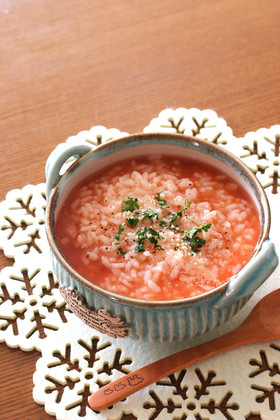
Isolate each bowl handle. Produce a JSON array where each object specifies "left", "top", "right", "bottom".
[
  {"left": 214, "top": 239, "right": 278, "bottom": 309},
  {"left": 45, "top": 143, "right": 92, "bottom": 199}
]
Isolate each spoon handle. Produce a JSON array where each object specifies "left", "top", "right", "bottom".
[{"left": 89, "top": 325, "right": 258, "bottom": 411}]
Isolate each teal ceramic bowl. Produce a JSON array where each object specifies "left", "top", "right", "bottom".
[{"left": 45, "top": 133, "right": 278, "bottom": 342}]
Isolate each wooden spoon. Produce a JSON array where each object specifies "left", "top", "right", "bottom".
[{"left": 89, "top": 288, "right": 280, "bottom": 411}]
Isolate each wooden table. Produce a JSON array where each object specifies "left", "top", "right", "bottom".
[{"left": 0, "top": 0, "right": 279, "bottom": 418}]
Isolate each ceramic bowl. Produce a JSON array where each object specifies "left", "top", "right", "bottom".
[{"left": 45, "top": 133, "right": 278, "bottom": 342}]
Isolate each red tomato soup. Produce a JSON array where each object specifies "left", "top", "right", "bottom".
[{"left": 56, "top": 156, "right": 261, "bottom": 301}]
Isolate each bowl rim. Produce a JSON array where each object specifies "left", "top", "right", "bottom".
[{"left": 46, "top": 132, "right": 271, "bottom": 308}]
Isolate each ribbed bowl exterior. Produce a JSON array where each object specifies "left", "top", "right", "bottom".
[
  {"left": 46, "top": 133, "right": 277, "bottom": 343},
  {"left": 51, "top": 249, "right": 249, "bottom": 342}
]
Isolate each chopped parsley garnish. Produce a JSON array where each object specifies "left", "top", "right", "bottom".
[
  {"left": 114, "top": 224, "right": 125, "bottom": 244},
  {"left": 117, "top": 247, "right": 126, "bottom": 255},
  {"left": 184, "top": 223, "right": 212, "bottom": 238},
  {"left": 135, "top": 226, "right": 163, "bottom": 253},
  {"left": 154, "top": 191, "right": 170, "bottom": 208},
  {"left": 141, "top": 208, "right": 159, "bottom": 222},
  {"left": 183, "top": 235, "right": 206, "bottom": 253},
  {"left": 183, "top": 223, "right": 212, "bottom": 253},
  {"left": 116, "top": 196, "right": 211, "bottom": 255},
  {"left": 126, "top": 217, "right": 140, "bottom": 228},
  {"left": 121, "top": 197, "right": 140, "bottom": 212},
  {"left": 169, "top": 200, "right": 192, "bottom": 223},
  {"left": 135, "top": 242, "right": 145, "bottom": 253},
  {"left": 136, "top": 226, "right": 162, "bottom": 242},
  {"left": 126, "top": 208, "right": 158, "bottom": 228},
  {"left": 160, "top": 219, "right": 180, "bottom": 232}
]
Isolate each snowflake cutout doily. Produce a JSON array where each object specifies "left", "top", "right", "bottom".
[
  {"left": 144, "top": 108, "right": 280, "bottom": 199},
  {"left": 33, "top": 313, "right": 280, "bottom": 419},
  {"left": 0, "top": 128, "right": 128, "bottom": 351},
  {"left": 0, "top": 183, "right": 48, "bottom": 260},
  {"left": 0, "top": 110, "right": 279, "bottom": 420},
  {"left": 0, "top": 256, "right": 74, "bottom": 351}
]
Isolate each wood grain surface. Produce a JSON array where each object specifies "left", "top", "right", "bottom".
[{"left": 0, "top": 0, "right": 280, "bottom": 418}]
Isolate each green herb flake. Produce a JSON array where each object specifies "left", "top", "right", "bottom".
[
  {"left": 169, "top": 200, "right": 192, "bottom": 223},
  {"left": 141, "top": 208, "right": 159, "bottom": 222},
  {"left": 185, "top": 236, "right": 206, "bottom": 253},
  {"left": 135, "top": 243, "right": 145, "bottom": 253},
  {"left": 126, "top": 217, "right": 139, "bottom": 228},
  {"left": 184, "top": 222, "right": 212, "bottom": 238},
  {"left": 117, "top": 247, "right": 127, "bottom": 255},
  {"left": 136, "top": 226, "right": 162, "bottom": 241},
  {"left": 135, "top": 226, "right": 164, "bottom": 253},
  {"left": 154, "top": 191, "right": 170, "bottom": 208},
  {"left": 121, "top": 197, "right": 140, "bottom": 212},
  {"left": 115, "top": 193, "right": 211, "bottom": 256},
  {"left": 114, "top": 224, "right": 125, "bottom": 244},
  {"left": 183, "top": 223, "right": 212, "bottom": 253}
]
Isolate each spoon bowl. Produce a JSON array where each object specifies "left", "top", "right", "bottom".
[{"left": 89, "top": 288, "right": 280, "bottom": 411}]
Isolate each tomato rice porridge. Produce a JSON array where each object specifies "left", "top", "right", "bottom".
[{"left": 56, "top": 156, "right": 260, "bottom": 300}]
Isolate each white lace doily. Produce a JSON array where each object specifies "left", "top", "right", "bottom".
[{"left": 1, "top": 109, "right": 279, "bottom": 420}]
